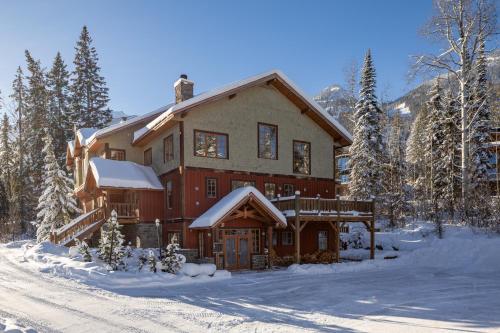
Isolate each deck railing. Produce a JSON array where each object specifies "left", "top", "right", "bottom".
[
  {"left": 50, "top": 207, "right": 106, "bottom": 245},
  {"left": 109, "top": 202, "right": 139, "bottom": 218},
  {"left": 272, "top": 195, "right": 374, "bottom": 217}
]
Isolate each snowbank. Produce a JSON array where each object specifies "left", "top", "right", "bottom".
[
  {"left": 13, "top": 242, "right": 230, "bottom": 295},
  {"left": 0, "top": 318, "right": 37, "bottom": 333},
  {"left": 289, "top": 222, "right": 500, "bottom": 275}
]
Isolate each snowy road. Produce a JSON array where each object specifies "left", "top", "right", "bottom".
[{"left": 1, "top": 246, "right": 500, "bottom": 332}]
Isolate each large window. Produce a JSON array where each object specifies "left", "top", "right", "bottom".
[
  {"left": 264, "top": 183, "right": 276, "bottom": 199},
  {"left": 231, "top": 180, "right": 256, "bottom": 190},
  {"left": 109, "top": 149, "right": 126, "bottom": 161},
  {"left": 318, "top": 231, "right": 328, "bottom": 251},
  {"left": 282, "top": 231, "right": 293, "bottom": 246},
  {"left": 164, "top": 135, "right": 174, "bottom": 162},
  {"left": 194, "top": 130, "right": 228, "bottom": 159},
  {"left": 144, "top": 148, "right": 152, "bottom": 166},
  {"left": 258, "top": 123, "right": 278, "bottom": 159},
  {"left": 166, "top": 180, "right": 173, "bottom": 210},
  {"left": 283, "top": 183, "right": 295, "bottom": 197},
  {"left": 293, "top": 140, "right": 311, "bottom": 175},
  {"left": 251, "top": 229, "right": 260, "bottom": 254},
  {"left": 206, "top": 178, "right": 217, "bottom": 198}
]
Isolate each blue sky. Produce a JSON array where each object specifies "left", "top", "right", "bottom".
[{"left": 0, "top": 0, "right": 437, "bottom": 116}]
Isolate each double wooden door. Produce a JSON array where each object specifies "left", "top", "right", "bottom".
[{"left": 223, "top": 233, "right": 251, "bottom": 270}]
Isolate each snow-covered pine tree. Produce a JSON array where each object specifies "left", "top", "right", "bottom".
[
  {"left": 406, "top": 106, "right": 431, "bottom": 219},
  {"left": 161, "top": 236, "right": 184, "bottom": 274},
  {"left": 98, "top": 210, "right": 125, "bottom": 271},
  {"left": 467, "top": 37, "right": 493, "bottom": 226},
  {"left": 70, "top": 26, "right": 112, "bottom": 129},
  {"left": 35, "top": 131, "right": 79, "bottom": 242},
  {"left": 9, "top": 67, "right": 31, "bottom": 235},
  {"left": 349, "top": 49, "right": 385, "bottom": 201},
  {"left": 47, "top": 52, "right": 71, "bottom": 166},
  {"left": 386, "top": 113, "right": 407, "bottom": 227},
  {"left": 148, "top": 250, "right": 157, "bottom": 273},
  {"left": 24, "top": 50, "right": 50, "bottom": 213},
  {"left": 427, "top": 80, "right": 446, "bottom": 238},
  {"left": 0, "top": 113, "right": 12, "bottom": 204}
]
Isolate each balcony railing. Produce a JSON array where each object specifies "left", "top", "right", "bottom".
[{"left": 108, "top": 202, "right": 139, "bottom": 218}]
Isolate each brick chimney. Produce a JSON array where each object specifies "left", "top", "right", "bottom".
[{"left": 174, "top": 74, "right": 194, "bottom": 104}]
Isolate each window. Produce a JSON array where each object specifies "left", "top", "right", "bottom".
[
  {"left": 282, "top": 231, "right": 293, "bottom": 246},
  {"left": 206, "top": 178, "right": 217, "bottom": 198},
  {"left": 283, "top": 184, "right": 295, "bottom": 197},
  {"left": 166, "top": 180, "right": 173, "bottom": 210},
  {"left": 318, "top": 231, "right": 328, "bottom": 251},
  {"left": 258, "top": 123, "right": 278, "bottom": 159},
  {"left": 336, "top": 154, "right": 350, "bottom": 184},
  {"left": 144, "top": 148, "right": 152, "bottom": 166},
  {"left": 272, "top": 232, "right": 277, "bottom": 246},
  {"left": 109, "top": 149, "right": 126, "bottom": 161},
  {"left": 163, "top": 135, "right": 174, "bottom": 162},
  {"left": 264, "top": 183, "right": 276, "bottom": 199},
  {"left": 293, "top": 141, "right": 311, "bottom": 175},
  {"left": 231, "top": 180, "right": 256, "bottom": 190},
  {"left": 251, "top": 229, "right": 260, "bottom": 254},
  {"left": 194, "top": 130, "right": 228, "bottom": 159}
]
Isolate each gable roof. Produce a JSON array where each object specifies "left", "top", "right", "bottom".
[
  {"left": 87, "top": 157, "right": 163, "bottom": 190},
  {"left": 189, "top": 186, "right": 287, "bottom": 229},
  {"left": 132, "top": 70, "right": 352, "bottom": 146}
]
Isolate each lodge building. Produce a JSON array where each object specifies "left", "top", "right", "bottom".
[{"left": 59, "top": 70, "right": 375, "bottom": 270}]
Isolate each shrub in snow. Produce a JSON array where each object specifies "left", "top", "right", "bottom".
[
  {"left": 98, "top": 210, "right": 125, "bottom": 271},
  {"left": 161, "top": 242, "right": 185, "bottom": 274},
  {"left": 138, "top": 251, "right": 148, "bottom": 272},
  {"left": 147, "top": 250, "right": 157, "bottom": 273},
  {"left": 73, "top": 239, "right": 92, "bottom": 262}
]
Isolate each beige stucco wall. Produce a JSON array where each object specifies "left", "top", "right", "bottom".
[
  {"left": 183, "top": 84, "right": 335, "bottom": 179},
  {"left": 143, "top": 123, "right": 180, "bottom": 175},
  {"left": 95, "top": 123, "right": 146, "bottom": 164}
]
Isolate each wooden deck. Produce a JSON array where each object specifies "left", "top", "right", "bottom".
[{"left": 272, "top": 194, "right": 376, "bottom": 264}]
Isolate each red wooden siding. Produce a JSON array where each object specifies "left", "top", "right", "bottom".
[{"left": 138, "top": 191, "right": 165, "bottom": 222}]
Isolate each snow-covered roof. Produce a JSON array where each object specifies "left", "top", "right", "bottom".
[
  {"left": 76, "top": 128, "right": 98, "bottom": 147},
  {"left": 85, "top": 107, "right": 171, "bottom": 146},
  {"left": 88, "top": 158, "right": 163, "bottom": 190},
  {"left": 133, "top": 70, "right": 352, "bottom": 144},
  {"left": 189, "top": 186, "right": 287, "bottom": 229}
]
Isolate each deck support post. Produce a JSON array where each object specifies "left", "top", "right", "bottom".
[
  {"left": 294, "top": 192, "right": 301, "bottom": 264},
  {"left": 335, "top": 221, "right": 340, "bottom": 263}
]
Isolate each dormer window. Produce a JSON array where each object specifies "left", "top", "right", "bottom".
[
  {"left": 144, "top": 148, "right": 152, "bottom": 166},
  {"left": 109, "top": 149, "right": 126, "bottom": 161}
]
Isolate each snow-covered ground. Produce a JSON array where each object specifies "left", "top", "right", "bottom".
[{"left": 0, "top": 222, "right": 499, "bottom": 332}]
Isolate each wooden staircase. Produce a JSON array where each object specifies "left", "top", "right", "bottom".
[{"left": 50, "top": 207, "right": 106, "bottom": 247}]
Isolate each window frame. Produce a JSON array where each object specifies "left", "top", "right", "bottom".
[
  {"left": 163, "top": 135, "right": 174, "bottom": 163},
  {"left": 257, "top": 122, "right": 278, "bottom": 160},
  {"left": 293, "top": 140, "right": 311, "bottom": 175},
  {"left": 283, "top": 183, "right": 295, "bottom": 197},
  {"left": 144, "top": 148, "right": 152, "bottom": 166},
  {"left": 282, "top": 231, "right": 294, "bottom": 246},
  {"left": 264, "top": 182, "right": 276, "bottom": 200},
  {"left": 109, "top": 148, "right": 126, "bottom": 161},
  {"left": 193, "top": 129, "right": 229, "bottom": 159},
  {"left": 206, "top": 177, "right": 217, "bottom": 198}
]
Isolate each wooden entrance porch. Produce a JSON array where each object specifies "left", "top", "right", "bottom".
[{"left": 272, "top": 193, "right": 376, "bottom": 263}]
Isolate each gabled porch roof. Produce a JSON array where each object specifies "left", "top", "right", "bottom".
[{"left": 189, "top": 186, "right": 287, "bottom": 229}]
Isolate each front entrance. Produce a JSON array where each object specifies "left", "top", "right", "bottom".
[{"left": 223, "top": 230, "right": 252, "bottom": 270}]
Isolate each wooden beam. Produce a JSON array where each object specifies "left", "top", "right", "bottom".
[
  {"left": 335, "top": 222, "right": 340, "bottom": 263},
  {"left": 228, "top": 93, "right": 237, "bottom": 100},
  {"left": 299, "top": 220, "right": 309, "bottom": 232},
  {"left": 294, "top": 192, "right": 301, "bottom": 264},
  {"left": 267, "top": 225, "right": 273, "bottom": 268}
]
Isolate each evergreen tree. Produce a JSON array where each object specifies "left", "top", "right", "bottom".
[
  {"left": 0, "top": 113, "right": 12, "bottom": 204},
  {"left": 35, "top": 131, "right": 79, "bottom": 243},
  {"left": 386, "top": 113, "right": 407, "bottom": 227},
  {"left": 24, "top": 50, "right": 50, "bottom": 206},
  {"left": 349, "top": 50, "right": 385, "bottom": 200},
  {"left": 70, "top": 26, "right": 112, "bottom": 129},
  {"left": 161, "top": 237, "right": 184, "bottom": 274},
  {"left": 9, "top": 67, "right": 30, "bottom": 235},
  {"left": 47, "top": 52, "right": 71, "bottom": 166},
  {"left": 98, "top": 210, "right": 125, "bottom": 271},
  {"left": 427, "top": 81, "right": 445, "bottom": 238}
]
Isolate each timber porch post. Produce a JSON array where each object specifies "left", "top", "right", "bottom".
[
  {"left": 294, "top": 191, "right": 301, "bottom": 264},
  {"left": 267, "top": 225, "right": 273, "bottom": 267}
]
